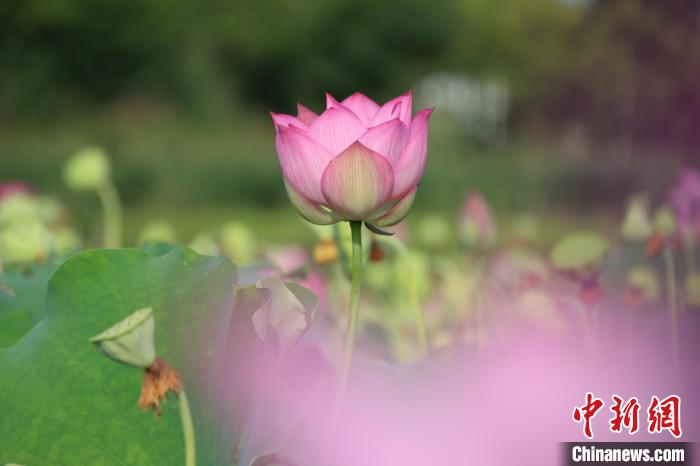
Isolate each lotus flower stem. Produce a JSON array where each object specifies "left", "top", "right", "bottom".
[
  {"left": 179, "top": 389, "right": 196, "bottom": 466},
  {"left": 338, "top": 220, "right": 364, "bottom": 400},
  {"left": 96, "top": 180, "right": 122, "bottom": 248},
  {"left": 663, "top": 246, "right": 678, "bottom": 368}
]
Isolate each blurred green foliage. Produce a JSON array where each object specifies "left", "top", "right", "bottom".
[{"left": 0, "top": 0, "right": 698, "bottom": 243}]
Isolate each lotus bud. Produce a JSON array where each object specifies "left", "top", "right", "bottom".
[
  {"left": 63, "top": 146, "right": 110, "bottom": 191},
  {"left": 459, "top": 190, "right": 496, "bottom": 248},
  {"left": 0, "top": 181, "right": 33, "bottom": 201},
  {"left": 89, "top": 307, "right": 156, "bottom": 368},
  {"left": 621, "top": 194, "right": 653, "bottom": 241}
]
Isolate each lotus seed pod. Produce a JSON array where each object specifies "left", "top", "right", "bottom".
[
  {"left": 90, "top": 307, "right": 156, "bottom": 368},
  {"left": 63, "top": 146, "right": 111, "bottom": 191},
  {"left": 188, "top": 233, "right": 219, "bottom": 256},
  {"left": 0, "top": 194, "right": 40, "bottom": 226},
  {"left": 139, "top": 220, "right": 178, "bottom": 245},
  {"left": 626, "top": 265, "right": 661, "bottom": 304},
  {"left": 0, "top": 219, "right": 52, "bottom": 264}
]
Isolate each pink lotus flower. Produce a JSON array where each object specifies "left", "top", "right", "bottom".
[
  {"left": 272, "top": 91, "right": 432, "bottom": 227},
  {"left": 670, "top": 167, "right": 700, "bottom": 240}
]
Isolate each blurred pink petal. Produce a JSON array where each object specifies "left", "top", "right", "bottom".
[
  {"left": 321, "top": 142, "right": 394, "bottom": 219},
  {"left": 341, "top": 92, "right": 380, "bottom": 126},
  {"left": 276, "top": 126, "right": 334, "bottom": 203},
  {"left": 308, "top": 107, "right": 366, "bottom": 155},
  {"left": 460, "top": 190, "right": 496, "bottom": 246},
  {"left": 391, "top": 108, "right": 433, "bottom": 197},
  {"left": 252, "top": 277, "right": 311, "bottom": 352},
  {"left": 670, "top": 167, "right": 700, "bottom": 236},
  {"left": 0, "top": 181, "right": 34, "bottom": 201},
  {"left": 265, "top": 246, "right": 309, "bottom": 276},
  {"left": 298, "top": 271, "right": 328, "bottom": 313},
  {"left": 359, "top": 118, "right": 408, "bottom": 165}
]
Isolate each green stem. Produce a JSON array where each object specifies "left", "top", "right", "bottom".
[
  {"left": 663, "top": 246, "right": 678, "bottom": 368},
  {"left": 337, "top": 220, "right": 364, "bottom": 402},
  {"left": 96, "top": 180, "right": 122, "bottom": 248},
  {"left": 179, "top": 389, "right": 196, "bottom": 466}
]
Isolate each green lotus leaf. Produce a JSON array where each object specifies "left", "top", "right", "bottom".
[
  {"left": 0, "top": 260, "right": 62, "bottom": 348},
  {"left": 550, "top": 231, "right": 610, "bottom": 276},
  {"left": 0, "top": 247, "right": 237, "bottom": 465}
]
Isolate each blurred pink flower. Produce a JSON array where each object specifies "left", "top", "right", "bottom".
[
  {"left": 459, "top": 190, "right": 496, "bottom": 247},
  {"left": 271, "top": 92, "right": 432, "bottom": 227},
  {"left": 264, "top": 246, "right": 309, "bottom": 276},
  {"left": 298, "top": 271, "right": 328, "bottom": 313},
  {"left": 670, "top": 167, "right": 700, "bottom": 239},
  {"left": 0, "top": 181, "right": 34, "bottom": 201}
]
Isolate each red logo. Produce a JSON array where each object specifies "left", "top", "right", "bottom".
[{"left": 573, "top": 393, "right": 682, "bottom": 439}]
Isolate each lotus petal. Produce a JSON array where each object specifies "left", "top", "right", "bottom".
[{"left": 321, "top": 142, "right": 394, "bottom": 220}]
